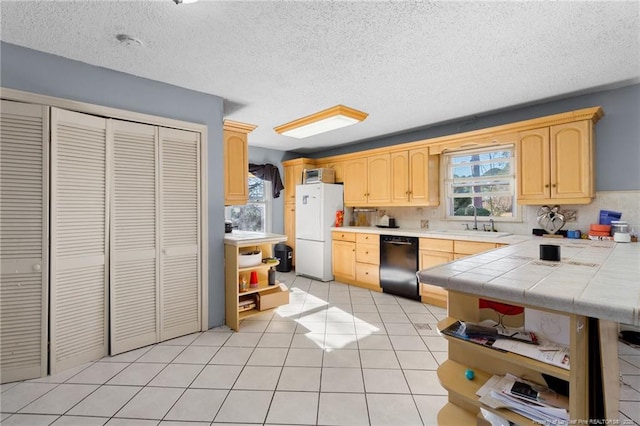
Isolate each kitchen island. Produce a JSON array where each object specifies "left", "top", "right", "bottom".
[
  {"left": 224, "top": 231, "right": 288, "bottom": 331},
  {"left": 418, "top": 237, "right": 639, "bottom": 424}
]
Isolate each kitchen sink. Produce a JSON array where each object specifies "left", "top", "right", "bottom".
[{"left": 427, "top": 230, "right": 512, "bottom": 238}]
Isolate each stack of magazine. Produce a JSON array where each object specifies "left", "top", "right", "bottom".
[
  {"left": 440, "top": 320, "right": 570, "bottom": 369},
  {"left": 477, "top": 373, "right": 569, "bottom": 424}
]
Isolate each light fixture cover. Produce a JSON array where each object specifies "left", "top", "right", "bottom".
[{"left": 274, "top": 105, "right": 368, "bottom": 138}]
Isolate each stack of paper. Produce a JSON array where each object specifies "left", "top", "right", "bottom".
[
  {"left": 440, "top": 320, "right": 570, "bottom": 370},
  {"left": 477, "top": 374, "right": 569, "bottom": 424}
]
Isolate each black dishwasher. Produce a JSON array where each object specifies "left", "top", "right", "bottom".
[{"left": 379, "top": 235, "right": 420, "bottom": 300}]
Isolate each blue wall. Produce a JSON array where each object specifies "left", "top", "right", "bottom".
[
  {"left": 1, "top": 42, "right": 226, "bottom": 328},
  {"left": 309, "top": 84, "right": 640, "bottom": 191}
]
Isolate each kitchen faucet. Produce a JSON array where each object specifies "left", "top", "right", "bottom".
[
  {"left": 466, "top": 204, "right": 478, "bottom": 230},
  {"left": 483, "top": 219, "right": 496, "bottom": 232}
]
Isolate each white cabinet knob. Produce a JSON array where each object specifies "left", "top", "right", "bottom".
[{"left": 33, "top": 264, "right": 41, "bottom": 272}]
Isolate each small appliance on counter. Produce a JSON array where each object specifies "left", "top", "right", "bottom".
[
  {"left": 377, "top": 214, "right": 398, "bottom": 229},
  {"left": 225, "top": 220, "right": 233, "bottom": 233}
]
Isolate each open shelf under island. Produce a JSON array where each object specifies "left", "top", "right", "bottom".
[
  {"left": 418, "top": 237, "right": 638, "bottom": 425},
  {"left": 224, "top": 231, "right": 289, "bottom": 331}
]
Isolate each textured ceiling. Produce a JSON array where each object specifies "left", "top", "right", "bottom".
[{"left": 2, "top": 1, "right": 639, "bottom": 153}]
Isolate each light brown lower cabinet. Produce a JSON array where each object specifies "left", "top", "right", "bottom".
[
  {"left": 332, "top": 231, "right": 381, "bottom": 291},
  {"left": 332, "top": 238, "right": 356, "bottom": 281},
  {"left": 420, "top": 238, "right": 502, "bottom": 308},
  {"left": 284, "top": 204, "right": 296, "bottom": 265}
]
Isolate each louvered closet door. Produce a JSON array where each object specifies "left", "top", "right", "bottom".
[
  {"left": 0, "top": 100, "right": 49, "bottom": 383},
  {"left": 110, "top": 120, "right": 159, "bottom": 355},
  {"left": 50, "top": 108, "right": 108, "bottom": 374},
  {"left": 159, "top": 127, "right": 200, "bottom": 340}
]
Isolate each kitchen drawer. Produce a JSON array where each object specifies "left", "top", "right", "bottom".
[
  {"left": 356, "top": 232, "right": 379, "bottom": 247},
  {"left": 454, "top": 240, "right": 497, "bottom": 256},
  {"left": 332, "top": 231, "right": 356, "bottom": 242},
  {"left": 419, "top": 238, "right": 454, "bottom": 253},
  {"left": 356, "top": 262, "right": 380, "bottom": 286},
  {"left": 356, "top": 243, "right": 379, "bottom": 265}
]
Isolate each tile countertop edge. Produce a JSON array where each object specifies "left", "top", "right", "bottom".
[
  {"left": 418, "top": 238, "right": 640, "bottom": 326},
  {"left": 331, "top": 226, "right": 530, "bottom": 244},
  {"left": 224, "top": 232, "right": 288, "bottom": 247}
]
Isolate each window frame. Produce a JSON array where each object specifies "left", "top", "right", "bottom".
[
  {"left": 442, "top": 145, "right": 520, "bottom": 222},
  {"left": 225, "top": 174, "right": 272, "bottom": 233}
]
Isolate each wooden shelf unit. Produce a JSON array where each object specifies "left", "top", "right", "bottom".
[
  {"left": 438, "top": 290, "right": 589, "bottom": 425},
  {"left": 438, "top": 359, "right": 537, "bottom": 426},
  {"left": 225, "top": 242, "right": 288, "bottom": 331}
]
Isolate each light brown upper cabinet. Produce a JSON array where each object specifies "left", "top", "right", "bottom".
[
  {"left": 517, "top": 120, "right": 594, "bottom": 204},
  {"left": 390, "top": 147, "right": 439, "bottom": 206},
  {"left": 283, "top": 158, "right": 315, "bottom": 205},
  {"left": 367, "top": 154, "right": 391, "bottom": 204},
  {"left": 224, "top": 120, "right": 256, "bottom": 206},
  {"left": 343, "top": 154, "right": 391, "bottom": 206},
  {"left": 343, "top": 157, "right": 369, "bottom": 205}
]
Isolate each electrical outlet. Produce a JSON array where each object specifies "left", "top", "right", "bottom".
[
  {"left": 420, "top": 220, "right": 429, "bottom": 229},
  {"left": 431, "top": 209, "right": 438, "bottom": 217}
]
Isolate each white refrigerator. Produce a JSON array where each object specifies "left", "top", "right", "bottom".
[{"left": 295, "top": 183, "right": 344, "bottom": 281}]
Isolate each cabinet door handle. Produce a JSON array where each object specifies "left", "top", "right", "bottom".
[
  {"left": 365, "top": 272, "right": 369, "bottom": 275},
  {"left": 365, "top": 251, "right": 369, "bottom": 255},
  {"left": 552, "top": 184, "right": 557, "bottom": 188},
  {"left": 544, "top": 184, "right": 550, "bottom": 188}
]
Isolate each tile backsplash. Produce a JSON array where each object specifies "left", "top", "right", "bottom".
[{"left": 370, "top": 190, "right": 640, "bottom": 236}]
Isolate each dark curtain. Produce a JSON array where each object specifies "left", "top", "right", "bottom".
[{"left": 249, "top": 163, "right": 285, "bottom": 198}]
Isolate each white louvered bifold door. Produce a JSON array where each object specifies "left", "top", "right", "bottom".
[
  {"left": 50, "top": 108, "right": 109, "bottom": 374},
  {"left": 159, "top": 127, "right": 201, "bottom": 341},
  {"left": 110, "top": 120, "right": 159, "bottom": 355},
  {"left": 0, "top": 100, "right": 49, "bottom": 383}
]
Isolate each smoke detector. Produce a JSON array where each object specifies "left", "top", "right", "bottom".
[{"left": 115, "top": 34, "right": 144, "bottom": 47}]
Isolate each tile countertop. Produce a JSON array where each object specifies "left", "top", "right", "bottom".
[
  {"left": 331, "top": 226, "right": 530, "bottom": 245},
  {"left": 417, "top": 237, "right": 640, "bottom": 326},
  {"left": 224, "top": 231, "right": 287, "bottom": 247}
]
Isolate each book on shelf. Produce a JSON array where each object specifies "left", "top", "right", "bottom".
[
  {"left": 440, "top": 320, "right": 570, "bottom": 369},
  {"left": 239, "top": 296, "right": 257, "bottom": 312},
  {"left": 476, "top": 373, "right": 569, "bottom": 424}
]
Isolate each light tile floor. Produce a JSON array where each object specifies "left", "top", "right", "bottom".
[{"left": 1, "top": 271, "right": 639, "bottom": 425}]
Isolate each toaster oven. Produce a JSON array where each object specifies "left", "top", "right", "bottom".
[{"left": 302, "top": 168, "right": 335, "bottom": 184}]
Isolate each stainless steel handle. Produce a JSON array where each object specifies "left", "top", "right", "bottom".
[{"left": 383, "top": 241, "right": 412, "bottom": 245}]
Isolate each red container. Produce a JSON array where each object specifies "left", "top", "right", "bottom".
[
  {"left": 590, "top": 224, "right": 611, "bottom": 233},
  {"left": 335, "top": 210, "right": 344, "bottom": 227},
  {"left": 249, "top": 271, "right": 259, "bottom": 288}
]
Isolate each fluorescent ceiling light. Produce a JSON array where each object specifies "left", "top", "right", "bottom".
[{"left": 274, "top": 105, "right": 368, "bottom": 139}]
